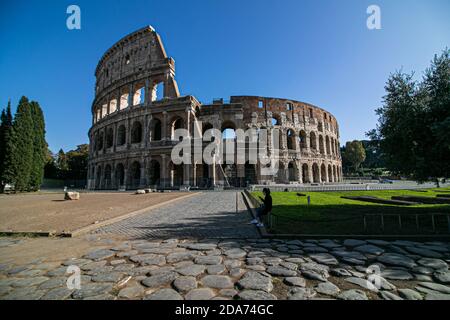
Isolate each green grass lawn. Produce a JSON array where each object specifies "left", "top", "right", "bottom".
[{"left": 251, "top": 187, "right": 450, "bottom": 235}]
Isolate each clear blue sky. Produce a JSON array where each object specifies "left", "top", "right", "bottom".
[{"left": 0, "top": 0, "right": 449, "bottom": 153}]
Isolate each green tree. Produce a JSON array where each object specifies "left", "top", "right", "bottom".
[
  {"left": 342, "top": 141, "right": 366, "bottom": 173},
  {"left": 56, "top": 148, "right": 68, "bottom": 179},
  {"left": 368, "top": 49, "right": 450, "bottom": 185},
  {"left": 29, "top": 101, "right": 47, "bottom": 191},
  {"left": 0, "top": 100, "right": 14, "bottom": 192},
  {"left": 66, "top": 144, "right": 89, "bottom": 180},
  {"left": 11, "top": 97, "right": 34, "bottom": 191}
]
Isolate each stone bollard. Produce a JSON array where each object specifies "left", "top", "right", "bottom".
[
  {"left": 65, "top": 191, "right": 80, "bottom": 200},
  {"left": 135, "top": 189, "right": 146, "bottom": 194}
]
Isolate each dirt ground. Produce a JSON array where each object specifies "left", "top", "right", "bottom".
[{"left": 0, "top": 192, "right": 192, "bottom": 233}]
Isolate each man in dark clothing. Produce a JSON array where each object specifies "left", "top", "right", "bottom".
[{"left": 251, "top": 188, "right": 272, "bottom": 227}]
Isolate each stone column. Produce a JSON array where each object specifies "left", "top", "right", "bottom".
[
  {"left": 162, "top": 111, "right": 168, "bottom": 141},
  {"left": 161, "top": 154, "right": 167, "bottom": 188}
]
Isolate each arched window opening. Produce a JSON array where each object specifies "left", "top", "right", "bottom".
[
  {"left": 117, "top": 125, "right": 126, "bottom": 146},
  {"left": 131, "top": 121, "right": 142, "bottom": 144},
  {"left": 106, "top": 128, "right": 114, "bottom": 148},
  {"left": 299, "top": 130, "right": 307, "bottom": 151},
  {"left": 287, "top": 129, "right": 295, "bottom": 150}
]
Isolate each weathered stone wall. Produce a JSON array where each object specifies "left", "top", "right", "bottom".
[{"left": 88, "top": 27, "right": 343, "bottom": 190}]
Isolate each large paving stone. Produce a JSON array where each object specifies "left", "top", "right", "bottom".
[
  {"left": 377, "top": 253, "right": 417, "bottom": 268},
  {"left": 354, "top": 244, "right": 385, "bottom": 255},
  {"left": 176, "top": 264, "right": 206, "bottom": 276},
  {"left": 405, "top": 247, "right": 443, "bottom": 259},
  {"left": 381, "top": 269, "right": 414, "bottom": 281},
  {"left": 238, "top": 290, "right": 277, "bottom": 300},
  {"left": 417, "top": 282, "right": 450, "bottom": 294},
  {"left": 207, "top": 265, "right": 226, "bottom": 275},
  {"left": 337, "top": 289, "right": 368, "bottom": 300},
  {"left": 173, "top": 276, "right": 197, "bottom": 292},
  {"left": 83, "top": 249, "right": 115, "bottom": 261},
  {"left": 166, "top": 252, "right": 196, "bottom": 264},
  {"left": 118, "top": 285, "right": 145, "bottom": 299},
  {"left": 92, "top": 272, "right": 125, "bottom": 283},
  {"left": 398, "top": 288, "right": 423, "bottom": 300},
  {"left": 315, "top": 282, "right": 340, "bottom": 296},
  {"left": 62, "top": 258, "right": 91, "bottom": 267},
  {"left": 41, "top": 287, "right": 73, "bottom": 300},
  {"left": 238, "top": 271, "right": 273, "bottom": 292},
  {"left": 224, "top": 248, "right": 247, "bottom": 259},
  {"left": 266, "top": 266, "right": 297, "bottom": 277},
  {"left": 201, "top": 275, "right": 233, "bottom": 289},
  {"left": 433, "top": 270, "right": 450, "bottom": 284},
  {"left": 309, "top": 253, "right": 338, "bottom": 265},
  {"left": 10, "top": 276, "right": 49, "bottom": 288},
  {"left": 185, "top": 288, "right": 216, "bottom": 300},
  {"left": 81, "top": 261, "right": 107, "bottom": 271},
  {"left": 39, "top": 277, "right": 68, "bottom": 290},
  {"left": 129, "top": 254, "right": 166, "bottom": 266},
  {"left": 380, "top": 291, "right": 402, "bottom": 300},
  {"left": 141, "top": 272, "right": 178, "bottom": 288},
  {"left": 284, "top": 277, "right": 306, "bottom": 287},
  {"left": 195, "top": 256, "right": 222, "bottom": 265},
  {"left": 332, "top": 250, "right": 367, "bottom": 261},
  {"left": 144, "top": 288, "right": 183, "bottom": 300},
  {"left": 424, "top": 293, "right": 450, "bottom": 300},
  {"left": 72, "top": 283, "right": 113, "bottom": 299},
  {"left": 345, "top": 277, "right": 379, "bottom": 292},
  {"left": 417, "top": 258, "right": 448, "bottom": 270}
]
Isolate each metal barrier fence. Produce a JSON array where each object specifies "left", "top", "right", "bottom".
[
  {"left": 251, "top": 182, "right": 449, "bottom": 192},
  {"left": 244, "top": 190, "right": 450, "bottom": 235}
]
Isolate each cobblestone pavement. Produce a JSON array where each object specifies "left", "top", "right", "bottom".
[
  {"left": 1, "top": 237, "right": 450, "bottom": 300},
  {"left": 93, "top": 192, "right": 260, "bottom": 239}
]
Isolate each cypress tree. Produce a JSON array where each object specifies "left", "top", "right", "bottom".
[
  {"left": 29, "top": 101, "right": 47, "bottom": 191},
  {"left": 0, "top": 101, "right": 14, "bottom": 192},
  {"left": 12, "top": 97, "right": 34, "bottom": 191}
]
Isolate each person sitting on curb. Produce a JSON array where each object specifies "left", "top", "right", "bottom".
[{"left": 250, "top": 188, "right": 272, "bottom": 227}]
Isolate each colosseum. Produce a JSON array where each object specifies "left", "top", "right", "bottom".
[{"left": 87, "top": 26, "right": 343, "bottom": 190}]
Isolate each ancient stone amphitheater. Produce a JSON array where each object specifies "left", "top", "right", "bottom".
[{"left": 88, "top": 26, "right": 342, "bottom": 190}]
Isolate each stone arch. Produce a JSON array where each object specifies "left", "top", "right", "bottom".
[
  {"left": 312, "top": 163, "right": 320, "bottom": 183},
  {"left": 221, "top": 120, "right": 236, "bottom": 140},
  {"left": 299, "top": 130, "right": 307, "bottom": 151},
  {"left": 244, "top": 162, "right": 257, "bottom": 185},
  {"left": 171, "top": 117, "right": 184, "bottom": 140},
  {"left": 170, "top": 162, "right": 183, "bottom": 187},
  {"left": 106, "top": 127, "right": 114, "bottom": 148},
  {"left": 328, "top": 164, "right": 333, "bottom": 183},
  {"left": 270, "top": 114, "right": 281, "bottom": 126},
  {"left": 149, "top": 118, "right": 162, "bottom": 141},
  {"left": 133, "top": 83, "right": 145, "bottom": 106},
  {"left": 326, "top": 136, "right": 331, "bottom": 155},
  {"left": 302, "top": 164, "right": 310, "bottom": 183},
  {"left": 109, "top": 99, "right": 118, "bottom": 113},
  {"left": 95, "top": 165, "right": 102, "bottom": 189},
  {"left": 117, "top": 125, "right": 126, "bottom": 146},
  {"left": 320, "top": 163, "right": 327, "bottom": 183},
  {"left": 319, "top": 135, "right": 325, "bottom": 155},
  {"left": 131, "top": 121, "right": 143, "bottom": 144},
  {"left": 310, "top": 132, "right": 317, "bottom": 151},
  {"left": 288, "top": 161, "right": 297, "bottom": 182},
  {"left": 286, "top": 129, "right": 296, "bottom": 150},
  {"left": 104, "top": 164, "right": 112, "bottom": 189},
  {"left": 333, "top": 165, "right": 337, "bottom": 182},
  {"left": 148, "top": 160, "right": 161, "bottom": 185},
  {"left": 98, "top": 131, "right": 104, "bottom": 151},
  {"left": 129, "top": 161, "right": 141, "bottom": 189},
  {"left": 115, "top": 163, "right": 125, "bottom": 187}
]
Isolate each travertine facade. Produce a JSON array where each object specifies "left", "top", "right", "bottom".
[{"left": 88, "top": 26, "right": 342, "bottom": 189}]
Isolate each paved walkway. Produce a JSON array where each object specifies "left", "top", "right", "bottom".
[
  {"left": 1, "top": 237, "right": 449, "bottom": 300},
  {"left": 93, "top": 192, "right": 260, "bottom": 240}
]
